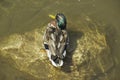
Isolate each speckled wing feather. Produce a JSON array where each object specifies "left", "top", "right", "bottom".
[{"left": 57, "top": 30, "right": 68, "bottom": 59}]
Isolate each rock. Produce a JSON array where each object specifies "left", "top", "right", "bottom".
[{"left": 0, "top": 16, "right": 114, "bottom": 80}]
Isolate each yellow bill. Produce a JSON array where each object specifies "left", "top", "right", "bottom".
[{"left": 48, "top": 14, "right": 55, "bottom": 19}]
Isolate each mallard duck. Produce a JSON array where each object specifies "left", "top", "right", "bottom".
[{"left": 43, "top": 13, "right": 69, "bottom": 67}]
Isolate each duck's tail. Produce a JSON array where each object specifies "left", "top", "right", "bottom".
[
  {"left": 46, "top": 50, "right": 64, "bottom": 67},
  {"left": 51, "top": 58, "right": 63, "bottom": 67}
]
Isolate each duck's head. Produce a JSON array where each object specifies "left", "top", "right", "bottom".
[{"left": 55, "top": 13, "right": 67, "bottom": 30}]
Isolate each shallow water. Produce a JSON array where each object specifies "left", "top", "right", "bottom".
[{"left": 0, "top": 0, "right": 120, "bottom": 80}]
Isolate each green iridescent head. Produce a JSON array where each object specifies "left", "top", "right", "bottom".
[{"left": 55, "top": 13, "right": 67, "bottom": 30}]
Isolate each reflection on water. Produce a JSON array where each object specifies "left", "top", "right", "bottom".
[{"left": 0, "top": 0, "right": 120, "bottom": 80}]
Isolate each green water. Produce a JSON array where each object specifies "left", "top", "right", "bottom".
[{"left": 0, "top": 0, "right": 120, "bottom": 80}]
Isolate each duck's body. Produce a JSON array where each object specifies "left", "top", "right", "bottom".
[{"left": 43, "top": 13, "right": 69, "bottom": 67}]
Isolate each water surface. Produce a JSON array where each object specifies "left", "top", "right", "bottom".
[{"left": 0, "top": 0, "right": 120, "bottom": 80}]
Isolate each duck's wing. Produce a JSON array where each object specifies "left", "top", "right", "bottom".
[
  {"left": 57, "top": 30, "right": 69, "bottom": 59},
  {"left": 43, "top": 24, "right": 57, "bottom": 56}
]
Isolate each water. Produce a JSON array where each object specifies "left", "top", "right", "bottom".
[{"left": 0, "top": 0, "right": 120, "bottom": 80}]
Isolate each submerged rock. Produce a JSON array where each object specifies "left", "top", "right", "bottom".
[{"left": 0, "top": 16, "right": 114, "bottom": 80}]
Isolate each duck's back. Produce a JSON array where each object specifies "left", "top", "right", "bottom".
[{"left": 46, "top": 25, "right": 68, "bottom": 59}]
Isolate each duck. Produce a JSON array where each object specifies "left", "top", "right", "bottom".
[{"left": 43, "top": 13, "right": 69, "bottom": 67}]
